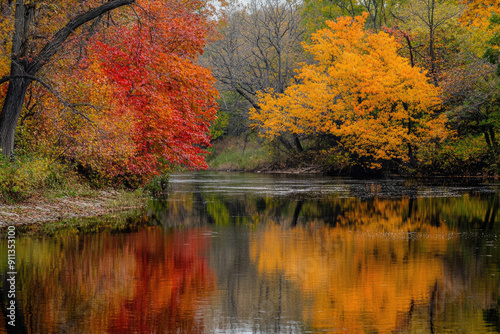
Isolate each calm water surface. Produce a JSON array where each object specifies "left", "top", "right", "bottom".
[{"left": 1, "top": 172, "right": 500, "bottom": 333}]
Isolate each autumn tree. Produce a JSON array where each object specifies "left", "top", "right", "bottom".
[
  {"left": 438, "top": 0, "right": 500, "bottom": 171},
  {"left": 459, "top": 0, "right": 500, "bottom": 30},
  {"left": 0, "top": 0, "right": 219, "bottom": 183},
  {"left": 0, "top": 0, "right": 139, "bottom": 158},
  {"left": 85, "top": 0, "right": 219, "bottom": 180},
  {"left": 251, "top": 14, "right": 448, "bottom": 169},
  {"left": 303, "top": 0, "right": 463, "bottom": 86}
]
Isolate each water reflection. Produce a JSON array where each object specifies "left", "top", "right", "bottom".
[
  {"left": 150, "top": 173, "right": 500, "bottom": 333},
  {"left": 151, "top": 173, "right": 499, "bottom": 232},
  {"left": 249, "top": 224, "right": 496, "bottom": 333},
  {"left": 1, "top": 228, "right": 215, "bottom": 334},
  {"left": 1, "top": 173, "right": 499, "bottom": 333}
]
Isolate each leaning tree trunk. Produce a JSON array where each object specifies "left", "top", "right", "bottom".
[
  {"left": 0, "top": 0, "right": 32, "bottom": 158},
  {"left": 0, "top": 77, "right": 31, "bottom": 157}
]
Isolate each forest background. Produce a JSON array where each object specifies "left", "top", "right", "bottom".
[
  {"left": 206, "top": 0, "right": 500, "bottom": 176},
  {"left": 0, "top": 0, "right": 499, "bottom": 204}
]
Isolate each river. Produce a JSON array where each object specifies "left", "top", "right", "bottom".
[{"left": 1, "top": 172, "right": 500, "bottom": 333}]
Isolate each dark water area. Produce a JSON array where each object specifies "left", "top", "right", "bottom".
[{"left": 1, "top": 172, "right": 500, "bottom": 333}]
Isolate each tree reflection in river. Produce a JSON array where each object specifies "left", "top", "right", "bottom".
[
  {"left": 1, "top": 174, "right": 499, "bottom": 333},
  {"left": 0, "top": 228, "right": 215, "bottom": 334},
  {"left": 149, "top": 175, "right": 500, "bottom": 333},
  {"left": 249, "top": 223, "right": 498, "bottom": 333}
]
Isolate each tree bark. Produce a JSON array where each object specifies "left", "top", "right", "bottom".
[
  {"left": 293, "top": 134, "right": 303, "bottom": 152},
  {"left": 428, "top": 0, "right": 439, "bottom": 87},
  {"left": 0, "top": 0, "right": 32, "bottom": 157},
  {"left": 404, "top": 34, "right": 415, "bottom": 68},
  {"left": 278, "top": 136, "right": 293, "bottom": 151},
  {"left": 484, "top": 126, "right": 492, "bottom": 149},
  {"left": 27, "top": 0, "right": 136, "bottom": 75},
  {"left": 488, "top": 125, "right": 497, "bottom": 151},
  {"left": 0, "top": 0, "right": 135, "bottom": 158},
  {"left": 0, "top": 77, "right": 31, "bottom": 157}
]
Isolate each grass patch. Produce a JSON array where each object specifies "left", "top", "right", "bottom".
[
  {"left": 106, "top": 189, "right": 146, "bottom": 210},
  {"left": 45, "top": 183, "right": 98, "bottom": 199},
  {"left": 208, "top": 137, "right": 271, "bottom": 171}
]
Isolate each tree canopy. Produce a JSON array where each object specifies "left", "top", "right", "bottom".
[
  {"left": 1, "top": 0, "right": 499, "bottom": 180},
  {"left": 0, "top": 0, "right": 219, "bottom": 184}
]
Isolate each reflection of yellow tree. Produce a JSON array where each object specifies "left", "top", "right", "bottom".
[{"left": 250, "top": 223, "right": 452, "bottom": 333}]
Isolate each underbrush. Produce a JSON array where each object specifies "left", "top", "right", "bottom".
[
  {"left": 0, "top": 153, "right": 143, "bottom": 204},
  {"left": 417, "top": 136, "right": 498, "bottom": 176},
  {"left": 207, "top": 135, "right": 500, "bottom": 177},
  {"left": 143, "top": 174, "right": 170, "bottom": 198},
  {"left": 0, "top": 154, "right": 77, "bottom": 203}
]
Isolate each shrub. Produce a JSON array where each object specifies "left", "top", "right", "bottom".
[
  {"left": 0, "top": 155, "right": 51, "bottom": 202},
  {"left": 143, "top": 174, "right": 170, "bottom": 198}
]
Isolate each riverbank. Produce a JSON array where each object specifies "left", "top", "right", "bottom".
[
  {"left": 208, "top": 137, "right": 500, "bottom": 177},
  {"left": 0, "top": 189, "right": 145, "bottom": 225}
]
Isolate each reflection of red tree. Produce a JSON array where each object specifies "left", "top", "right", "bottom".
[{"left": 107, "top": 228, "right": 215, "bottom": 334}]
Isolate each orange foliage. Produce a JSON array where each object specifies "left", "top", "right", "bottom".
[
  {"left": 251, "top": 13, "right": 448, "bottom": 168},
  {"left": 459, "top": 0, "right": 500, "bottom": 56},
  {"left": 460, "top": 0, "right": 500, "bottom": 28},
  {"left": 250, "top": 222, "right": 452, "bottom": 333}
]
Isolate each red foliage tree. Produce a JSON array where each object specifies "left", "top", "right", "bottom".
[
  {"left": 84, "top": 0, "right": 219, "bottom": 181},
  {"left": 20, "top": 0, "right": 219, "bottom": 184}
]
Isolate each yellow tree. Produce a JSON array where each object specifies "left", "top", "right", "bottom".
[
  {"left": 251, "top": 13, "right": 448, "bottom": 169},
  {"left": 460, "top": 0, "right": 500, "bottom": 29}
]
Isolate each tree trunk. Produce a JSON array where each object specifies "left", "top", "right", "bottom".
[
  {"left": 488, "top": 125, "right": 497, "bottom": 151},
  {"left": 428, "top": 0, "right": 439, "bottom": 87},
  {"left": 404, "top": 34, "right": 415, "bottom": 68},
  {"left": 293, "top": 134, "right": 303, "bottom": 152},
  {"left": 278, "top": 136, "right": 293, "bottom": 151},
  {"left": 408, "top": 119, "right": 415, "bottom": 165},
  {"left": 484, "top": 126, "right": 492, "bottom": 149},
  {"left": 0, "top": 0, "right": 31, "bottom": 158},
  {"left": 0, "top": 77, "right": 31, "bottom": 157}
]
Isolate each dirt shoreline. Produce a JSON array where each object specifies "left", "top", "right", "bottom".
[{"left": 0, "top": 191, "right": 143, "bottom": 225}]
